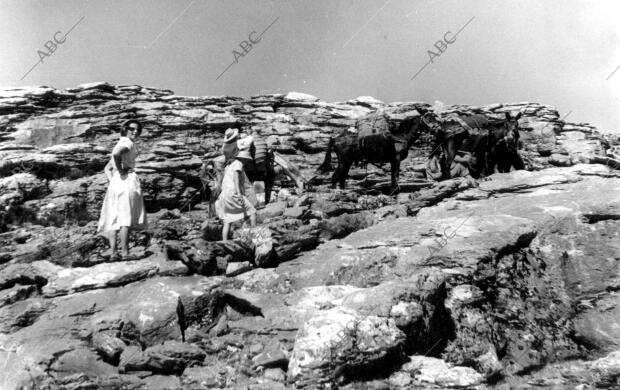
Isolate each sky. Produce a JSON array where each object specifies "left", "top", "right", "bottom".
[{"left": 1, "top": 0, "right": 619, "bottom": 132}]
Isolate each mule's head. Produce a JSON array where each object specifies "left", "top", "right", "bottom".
[{"left": 498, "top": 112, "right": 521, "bottom": 151}]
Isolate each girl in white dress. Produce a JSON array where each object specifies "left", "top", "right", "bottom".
[
  {"left": 97, "top": 120, "right": 148, "bottom": 260},
  {"left": 216, "top": 129, "right": 257, "bottom": 241}
]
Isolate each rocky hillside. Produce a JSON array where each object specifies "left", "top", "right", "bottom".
[{"left": 0, "top": 82, "right": 619, "bottom": 389}]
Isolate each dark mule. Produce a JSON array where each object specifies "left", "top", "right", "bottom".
[
  {"left": 318, "top": 111, "right": 424, "bottom": 191},
  {"left": 484, "top": 113, "right": 525, "bottom": 174},
  {"left": 422, "top": 114, "right": 477, "bottom": 179},
  {"left": 423, "top": 112, "right": 524, "bottom": 179}
]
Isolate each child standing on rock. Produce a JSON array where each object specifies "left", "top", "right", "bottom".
[
  {"left": 216, "top": 128, "right": 257, "bottom": 241},
  {"left": 97, "top": 119, "right": 148, "bottom": 260}
]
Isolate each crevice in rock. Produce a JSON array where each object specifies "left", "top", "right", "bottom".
[
  {"left": 444, "top": 247, "right": 582, "bottom": 378},
  {"left": 0, "top": 273, "right": 48, "bottom": 292},
  {"left": 494, "top": 231, "right": 538, "bottom": 260},
  {"left": 582, "top": 213, "right": 620, "bottom": 224},
  {"left": 336, "top": 346, "right": 407, "bottom": 386},
  {"left": 405, "top": 279, "right": 456, "bottom": 360}
]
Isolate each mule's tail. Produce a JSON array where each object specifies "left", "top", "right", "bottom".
[{"left": 317, "top": 137, "right": 334, "bottom": 173}]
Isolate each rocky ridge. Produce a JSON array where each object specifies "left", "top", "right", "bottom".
[{"left": 0, "top": 82, "right": 619, "bottom": 389}]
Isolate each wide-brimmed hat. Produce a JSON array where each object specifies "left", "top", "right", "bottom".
[{"left": 224, "top": 128, "right": 239, "bottom": 143}]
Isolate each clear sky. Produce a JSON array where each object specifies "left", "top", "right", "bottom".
[{"left": 1, "top": 0, "right": 619, "bottom": 132}]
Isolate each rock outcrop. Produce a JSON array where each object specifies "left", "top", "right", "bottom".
[{"left": 0, "top": 83, "right": 619, "bottom": 389}]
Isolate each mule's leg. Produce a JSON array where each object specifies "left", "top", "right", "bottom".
[
  {"left": 264, "top": 174, "right": 273, "bottom": 205},
  {"left": 512, "top": 150, "right": 525, "bottom": 170},
  {"left": 264, "top": 161, "right": 275, "bottom": 205},
  {"left": 485, "top": 148, "right": 497, "bottom": 176},
  {"left": 439, "top": 149, "right": 448, "bottom": 180},
  {"left": 390, "top": 155, "right": 401, "bottom": 193},
  {"left": 481, "top": 151, "right": 491, "bottom": 176},
  {"left": 339, "top": 160, "right": 353, "bottom": 189},
  {"left": 497, "top": 149, "right": 510, "bottom": 173},
  {"left": 444, "top": 137, "right": 458, "bottom": 180},
  {"left": 332, "top": 161, "right": 342, "bottom": 189}
]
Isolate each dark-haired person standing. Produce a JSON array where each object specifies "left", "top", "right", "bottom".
[{"left": 97, "top": 120, "right": 147, "bottom": 260}]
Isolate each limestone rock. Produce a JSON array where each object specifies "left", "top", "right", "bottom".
[
  {"left": 119, "top": 341, "right": 205, "bottom": 375},
  {"left": 92, "top": 331, "right": 127, "bottom": 364},
  {"left": 283, "top": 92, "right": 319, "bottom": 102},
  {"left": 182, "top": 365, "right": 225, "bottom": 388},
  {"left": 0, "top": 284, "right": 36, "bottom": 308},
  {"left": 400, "top": 355, "right": 484, "bottom": 388},
  {"left": 0, "top": 83, "right": 619, "bottom": 389},
  {"left": 0, "top": 298, "right": 49, "bottom": 333},
  {"left": 142, "top": 375, "right": 182, "bottom": 389},
  {"left": 252, "top": 340, "right": 289, "bottom": 368},
  {"left": 288, "top": 307, "right": 405, "bottom": 387},
  {"left": 50, "top": 347, "right": 118, "bottom": 379}
]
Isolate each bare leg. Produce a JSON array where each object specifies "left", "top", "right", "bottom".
[
  {"left": 108, "top": 231, "right": 118, "bottom": 254},
  {"left": 222, "top": 221, "right": 231, "bottom": 241},
  {"left": 249, "top": 213, "right": 256, "bottom": 227},
  {"left": 120, "top": 226, "right": 130, "bottom": 256}
]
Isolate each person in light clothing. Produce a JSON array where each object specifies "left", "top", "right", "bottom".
[
  {"left": 216, "top": 128, "right": 257, "bottom": 241},
  {"left": 97, "top": 120, "right": 148, "bottom": 260},
  {"left": 236, "top": 128, "right": 255, "bottom": 173},
  {"left": 425, "top": 147, "right": 443, "bottom": 182},
  {"left": 450, "top": 138, "right": 477, "bottom": 179}
]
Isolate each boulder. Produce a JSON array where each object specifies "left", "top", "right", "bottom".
[
  {"left": 0, "top": 298, "right": 49, "bottom": 334},
  {"left": 50, "top": 347, "right": 118, "bottom": 379},
  {"left": 399, "top": 355, "right": 484, "bottom": 388},
  {"left": 119, "top": 342, "right": 205, "bottom": 375},
  {"left": 252, "top": 340, "right": 289, "bottom": 368},
  {"left": 92, "top": 331, "right": 127, "bottom": 364},
  {"left": 288, "top": 308, "right": 405, "bottom": 387},
  {"left": 0, "top": 284, "right": 36, "bottom": 308}
]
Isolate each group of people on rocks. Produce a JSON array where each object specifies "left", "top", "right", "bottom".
[
  {"left": 95, "top": 116, "right": 516, "bottom": 257},
  {"left": 96, "top": 120, "right": 270, "bottom": 260}
]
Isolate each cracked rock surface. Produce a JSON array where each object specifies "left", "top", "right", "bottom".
[{"left": 0, "top": 83, "right": 619, "bottom": 389}]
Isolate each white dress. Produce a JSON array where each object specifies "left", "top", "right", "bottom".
[
  {"left": 215, "top": 160, "right": 257, "bottom": 223},
  {"left": 97, "top": 137, "right": 147, "bottom": 233}
]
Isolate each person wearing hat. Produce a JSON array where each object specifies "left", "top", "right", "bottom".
[
  {"left": 450, "top": 138, "right": 478, "bottom": 186},
  {"left": 236, "top": 128, "right": 256, "bottom": 173},
  {"left": 216, "top": 128, "right": 257, "bottom": 241},
  {"left": 221, "top": 127, "right": 239, "bottom": 157},
  {"left": 97, "top": 119, "right": 148, "bottom": 260}
]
